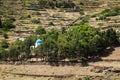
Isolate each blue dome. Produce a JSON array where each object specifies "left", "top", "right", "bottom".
[{"left": 35, "top": 39, "right": 43, "bottom": 44}]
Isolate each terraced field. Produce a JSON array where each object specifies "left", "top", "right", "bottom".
[
  {"left": 1, "top": 0, "right": 120, "bottom": 43},
  {"left": 0, "top": 0, "right": 120, "bottom": 80}
]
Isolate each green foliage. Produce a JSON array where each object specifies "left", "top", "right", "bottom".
[
  {"left": 81, "top": 16, "right": 90, "bottom": 24},
  {"left": 33, "top": 11, "right": 41, "bottom": 15},
  {"left": 21, "top": 35, "right": 37, "bottom": 56},
  {"left": 79, "top": 2, "right": 84, "bottom": 5},
  {"left": 36, "top": 26, "right": 46, "bottom": 35},
  {"left": 9, "top": 45, "right": 20, "bottom": 61},
  {"left": 79, "top": 10, "right": 85, "bottom": 15},
  {"left": 19, "top": 14, "right": 31, "bottom": 19},
  {"left": 34, "top": 29, "right": 59, "bottom": 61},
  {"left": 98, "top": 16, "right": 107, "bottom": 20},
  {"left": 56, "top": 1, "right": 75, "bottom": 8},
  {"left": 0, "top": 1, "right": 3, "bottom": 6},
  {"left": 95, "top": 6, "right": 120, "bottom": 21},
  {"left": 101, "top": 9, "right": 111, "bottom": 14},
  {"left": 7, "top": 10, "right": 14, "bottom": 15},
  {"left": 91, "top": 14, "right": 97, "bottom": 17},
  {"left": 101, "top": 6, "right": 120, "bottom": 17},
  {"left": 8, "top": 16, "right": 16, "bottom": 22},
  {"left": 8, "top": 35, "right": 37, "bottom": 61},
  {"left": 49, "top": 21, "right": 54, "bottom": 26},
  {"left": 3, "top": 32, "right": 8, "bottom": 39},
  {"left": 2, "top": 20, "right": 16, "bottom": 29},
  {"left": 0, "top": 39, "right": 9, "bottom": 48},
  {"left": 3, "top": 24, "right": 119, "bottom": 62},
  {"left": 0, "top": 48, "right": 8, "bottom": 61},
  {"left": 61, "top": 27, "right": 66, "bottom": 34},
  {"left": 33, "top": 24, "right": 119, "bottom": 62},
  {"left": 31, "top": 18, "right": 40, "bottom": 24},
  {"left": 38, "top": 0, "right": 47, "bottom": 6},
  {"left": 97, "top": 23, "right": 104, "bottom": 27},
  {"left": 103, "top": 28, "right": 119, "bottom": 46},
  {"left": 84, "top": 77, "right": 91, "bottom": 80},
  {"left": 0, "top": 11, "right": 3, "bottom": 15}
]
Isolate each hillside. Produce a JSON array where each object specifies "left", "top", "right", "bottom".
[
  {"left": 0, "top": 0, "right": 120, "bottom": 43},
  {"left": 0, "top": 0, "right": 120, "bottom": 80}
]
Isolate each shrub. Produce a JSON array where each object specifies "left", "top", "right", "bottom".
[
  {"left": 92, "top": 1, "right": 99, "bottom": 6},
  {"left": 0, "top": 11, "right": 3, "bottom": 15},
  {"left": 7, "top": 10, "right": 14, "bottom": 15},
  {"left": 61, "top": 27, "right": 66, "bottom": 34},
  {"left": 36, "top": 26, "right": 46, "bottom": 35},
  {"left": 2, "top": 20, "right": 16, "bottom": 29},
  {"left": 80, "top": 2, "right": 84, "bottom": 5},
  {"left": 104, "top": 11, "right": 118, "bottom": 17},
  {"left": 31, "top": 18, "right": 40, "bottom": 24},
  {"left": 0, "top": 1, "right": 3, "bottom": 6},
  {"left": 19, "top": 14, "right": 31, "bottom": 19},
  {"left": 97, "top": 23, "right": 104, "bottom": 27},
  {"left": 84, "top": 77, "right": 91, "bottom": 80},
  {"left": 49, "top": 21, "right": 54, "bottom": 26},
  {"left": 8, "top": 16, "right": 16, "bottom": 22},
  {"left": 101, "top": 9, "right": 111, "bottom": 14},
  {"left": 113, "top": 6, "right": 120, "bottom": 13},
  {"left": 79, "top": 10, "right": 85, "bottom": 15},
  {"left": 0, "top": 48, "right": 8, "bottom": 61},
  {"left": 98, "top": 16, "right": 106, "bottom": 20},
  {"left": 91, "top": 14, "right": 97, "bottom": 17},
  {"left": 0, "top": 40, "right": 9, "bottom": 48},
  {"left": 27, "top": 15, "right": 31, "bottom": 18},
  {"left": 101, "top": 7, "right": 120, "bottom": 17},
  {"left": 81, "top": 16, "right": 90, "bottom": 24},
  {"left": 3, "top": 32, "right": 8, "bottom": 39},
  {"left": 33, "top": 11, "right": 41, "bottom": 15},
  {"left": 9, "top": 45, "right": 20, "bottom": 61}
]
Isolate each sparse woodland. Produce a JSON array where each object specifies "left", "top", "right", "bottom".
[
  {"left": 0, "top": 0, "right": 120, "bottom": 80},
  {"left": 0, "top": 0, "right": 120, "bottom": 62}
]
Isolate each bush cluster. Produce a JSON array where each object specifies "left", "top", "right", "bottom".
[
  {"left": 102, "top": 6, "right": 120, "bottom": 17},
  {"left": 1, "top": 24, "right": 118, "bottom": 62},
  {"left": 0, "top": 19, "right": 16, "bottom": 31},
  {"left": 2, "top": 20, "right": 16, "bottom": 29}
]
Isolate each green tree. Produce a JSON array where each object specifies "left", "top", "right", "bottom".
[
  {"left": 34, "top": 29, "right": 59, "bottom": 61},
  {"left": 9, "top": 45, "right": 20, "bottom": 61},
  {"left": 58, "top": 33, "right": 70, "bottom": 60},
  {"left": 0, "top": 48, "right": 8, "bottom": 61},
  {"left": 22, "top": 35, "right": 37, "bottom": 59},
  {"left": 103, "top": 28, "right": 119, "bottom": 46}
]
